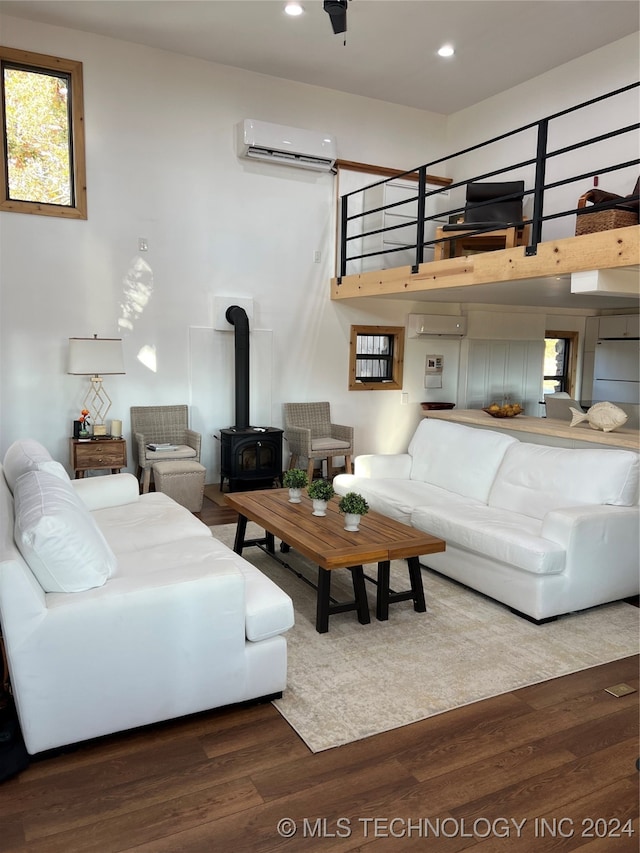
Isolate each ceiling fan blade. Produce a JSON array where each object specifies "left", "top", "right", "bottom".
[{"left": 323, "top": 0, "right": 348, "bottom": 35}]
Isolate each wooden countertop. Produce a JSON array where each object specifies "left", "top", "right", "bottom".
[{"left": 423, "top": 409, "right": 640, "bottom": 451}]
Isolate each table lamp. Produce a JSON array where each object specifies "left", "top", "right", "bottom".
[{"left": 68, "top": 335, "right": 125, "bottom": 433}]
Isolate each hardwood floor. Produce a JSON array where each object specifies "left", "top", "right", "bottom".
[{"left": 1, "top": 495, "right": 638, "bottom": 852}]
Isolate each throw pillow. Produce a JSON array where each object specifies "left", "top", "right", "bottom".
[
  {"left": 13, "top": 470, "right": 116, "bottom": 593},
  {"left": 3, "top": 439, "right": 70, "bottom": 493}
]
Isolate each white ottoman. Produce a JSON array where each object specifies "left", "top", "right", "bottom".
[{"left": 152, "top": 459, "right": 206, "bottom": 512}]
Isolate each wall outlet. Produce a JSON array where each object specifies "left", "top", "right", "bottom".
[{"left": 401, "top": 392, "right": 409, "bottom": 405}]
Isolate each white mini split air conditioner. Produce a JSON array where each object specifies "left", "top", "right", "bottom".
[
  {"left": 236, "top": 119, "right": 337, "bottom": 172},
  {"left": 409, "top": 314, "right": 467, "bottom": 337}
]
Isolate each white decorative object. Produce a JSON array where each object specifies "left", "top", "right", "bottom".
[
  {"left": 344, "top": 512, "right": 361, "bottom": 531},
  {"left": 312, "top": 498, "right": 328, "bottom": 516},
  {"left": 288, "top": 487, "right": 302, "bottom": 503},
  {"left": 570, "top": 401, "right": 628, "bottom": 433}
]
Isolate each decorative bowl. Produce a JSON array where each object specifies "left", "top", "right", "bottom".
[{"left": 482, "top": 405, "right": 523, "bottom": 419}]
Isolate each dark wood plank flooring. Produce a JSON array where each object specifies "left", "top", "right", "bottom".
[{"left": 1, "top": 494, "right": 637, "bottom": 852}]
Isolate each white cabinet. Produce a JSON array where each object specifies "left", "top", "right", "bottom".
[
  {"left": 360, "top": 179, "right": 447, "bottom": 272},
  {"left": 458, "top": 339, "right": 545, "bottom": 414},
  {"left": 598, "top": 314, "right": 640, "bottom": 339}
]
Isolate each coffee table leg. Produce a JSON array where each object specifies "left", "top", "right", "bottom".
[
  {"left": 316, "top": 566, "right": 371, "bottom": 632},
  {"left": 351, "top": 566, "right": 371, "bottom": 625},
  {"left": 233, "top": 514, "right": 248, "bottom": 554},
  {"left": 376, "top": 560, "right": 391, "bottom": 621},
  {"left": 408, "top": 556, "right": 426, "bottom": 612},
  {"left": 316, "top": 567, "right": 331, "bottom": 634},
  {"left": 265, "top": 531, "right": 275, "bottom": 554}
]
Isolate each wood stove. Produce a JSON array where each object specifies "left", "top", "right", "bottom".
[
  {"left": 220, "top": 306, "right": 283, "bottom": 492},
  {"left": 220, "top": 426, "right": 283, "bottom": 492}
]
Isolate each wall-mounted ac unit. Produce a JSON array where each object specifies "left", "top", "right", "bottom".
[
  {"left": 236, "top": 119, "right": 337, "bottom": 172},
  {"left": 409, "top": 314, "right": 467, "bottom": 337}
]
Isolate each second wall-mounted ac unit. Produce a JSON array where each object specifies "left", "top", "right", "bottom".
[
  {"left": 236, "top": 119, "right": 337, "bottom": 172},
  {"left": 409, "top": 314, "right": 467, "bottom": 337}
]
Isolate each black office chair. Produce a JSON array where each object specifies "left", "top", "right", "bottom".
[{"left": 435, "top": 180, "right": 528, "bottom": 259}]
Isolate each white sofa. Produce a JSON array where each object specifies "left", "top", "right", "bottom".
[
  {"left": 334, "top": 419, "right": 640, "bottom": 622},
  {"left": 0, "top": 439, "right": 294, "bottom": 755}
]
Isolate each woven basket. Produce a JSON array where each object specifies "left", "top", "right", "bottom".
[{"left": 575, "top": 208, "right": 637, "bottom": 235}]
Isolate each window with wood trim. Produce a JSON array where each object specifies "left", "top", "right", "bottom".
[
  {"left": 349, "top": 325, "right": 405, "bottom": 391},
  {"left": 543, "top": 331, "right": 578, "bottom": 396},
  {"left": 0, "top": 46, "right": 87, "bottom": 219}
]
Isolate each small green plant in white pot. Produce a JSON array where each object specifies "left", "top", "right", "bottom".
[
  {"left": 283, "top": 468, "right": 308, "bottom": 503},
  {"left": 307, "top": 479, "right": 335, "bottom": 516},
  {"left": 338, "top": 491, "right": 369, "bottom": 531}
]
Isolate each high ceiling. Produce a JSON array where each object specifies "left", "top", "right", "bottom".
[{"left": 0, "top": 0, "right": 638, "bottom": 114}]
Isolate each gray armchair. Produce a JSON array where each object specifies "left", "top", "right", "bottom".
[
  {"left": 283, "top": 402, "right": 353, "bottom": 482},
  {"left": 130, "top": 405, "right": 201, "bottom": 493}
]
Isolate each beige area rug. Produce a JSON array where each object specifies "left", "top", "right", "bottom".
[{"left": 211, "top": 523, "right": 639, "bottom": 753}]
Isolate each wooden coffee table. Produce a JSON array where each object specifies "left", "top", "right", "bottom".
[{"left": 225, "top": 488, "right": 445, "bottom": 633}]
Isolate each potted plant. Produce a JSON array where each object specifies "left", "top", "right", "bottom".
[
  {"left": 78, "top": 408, "right": 91, "bottom": 438},
  {"left": 282, "top": 468, "right": 308, "bottom": 503},
  {"left": 338, "top": 491, "right": 369, "bottom": 531},
  {"left": 307, "top": 479, "right": 335, "bottom": 516}
]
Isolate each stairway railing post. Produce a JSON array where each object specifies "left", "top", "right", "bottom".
[{"left": 526, "top": 118, "right": 549, "bottom": 256}]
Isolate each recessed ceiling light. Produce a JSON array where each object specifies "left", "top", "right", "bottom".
[
  {"left": 437, "top": 45, "right": 455, "bottom": 58},
  {"left": 284, "top": 2, "right": 304, "bottom": 16}
]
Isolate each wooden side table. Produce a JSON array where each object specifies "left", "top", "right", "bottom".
[{"left": 69, "top": 438, "right": 127, "bottom": 478}]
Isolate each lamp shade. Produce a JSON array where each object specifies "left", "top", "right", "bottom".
[{"left": 68, "top": 337, "right": 125, "bottom": 375}]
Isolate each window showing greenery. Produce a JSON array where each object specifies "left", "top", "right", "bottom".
[
  {"left": 543, "top": 331, "right": 578, "bottom": 396},
  {"left": 349, "top": 325, "right": 405, "bottom": 391},
  {"left": 1, "top": 46, "right": 86, "bottom": 218}
]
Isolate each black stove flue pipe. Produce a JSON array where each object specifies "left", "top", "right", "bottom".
[{"left": 225, "top": 305, "right": 250, "bottom": 430}]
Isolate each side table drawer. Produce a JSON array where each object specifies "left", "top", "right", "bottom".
[{"left": 70, "top": 438, "right": 127, "bottom": 476}]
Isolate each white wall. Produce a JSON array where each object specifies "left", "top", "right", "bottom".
[
  {"left": 0, "top": 16, "right": 636, "bottom": 477},
  {"left": 444, "top": 33, "right": 640, "bottom": 241},
  {"left": 0, "top": 14, "right": 447, "bottom": 475}
]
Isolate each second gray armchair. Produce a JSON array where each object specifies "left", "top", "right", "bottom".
[{"left": 283, "top": 402, "right": 353, "bottom": 482}]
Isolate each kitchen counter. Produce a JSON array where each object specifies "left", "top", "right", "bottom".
[{"left": 423, "top": 409, "right": 640, "bottom": 451}]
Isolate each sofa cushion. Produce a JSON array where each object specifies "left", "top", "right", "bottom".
[
  {"left": 489, "top": 443, "right": 639, "bottom": 520},
  {"left": 13, "top": 470, "right": 116, "bottom": 593},
  {"left": 92, "top": 492, "right": 212, "bottom": 554},
  {"left": 411, "top": 503, "right": 566, "bottom": 575},
  {"left": 236, "top": 561, "right": 296, "bottom": 642},
  {"left": 111, "top": 537, "right": 294, "bottom": 641},
  {"left": 408, "top": 419, "right": 517, "bottom": 503},
  {"left": 3, "top": 439, "right": 70, "bottom": 493},
  {"left": 334, "top": 475, "right": 483, "bottom": 524}
]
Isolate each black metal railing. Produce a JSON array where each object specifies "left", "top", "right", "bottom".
[{"left": 337, "top": 82, "right": 639, "bottom": 281}]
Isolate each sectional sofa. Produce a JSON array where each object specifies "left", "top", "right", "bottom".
[
  {"left": 334, "top": 419, "right": 639, "bottom": 622},
  {"left": 0, "top": 439, "right": 294, "bottom": 755}
]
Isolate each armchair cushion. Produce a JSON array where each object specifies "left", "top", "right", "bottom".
[
  {"left": 143, "top": 445, "right": 197, "bottom": 460},
  {"left": 311, "top": 437, "right": 351, "bottom": 451},
  {"left": 13, "top": 470, "right": 116, "bottom": 593}
]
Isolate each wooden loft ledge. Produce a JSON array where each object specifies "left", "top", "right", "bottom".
[{"left": 330, "top": 225, "right": 640, "bottom": 305}]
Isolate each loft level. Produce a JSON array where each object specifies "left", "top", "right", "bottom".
[{"left": 330, "top": 226, "right": 640, "bottom": 310}]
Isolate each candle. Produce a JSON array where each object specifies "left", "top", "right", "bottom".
[{"left": 110, "top": 419, "right": 122, "bottom": 438}]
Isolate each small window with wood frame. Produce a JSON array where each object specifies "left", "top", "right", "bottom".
[
  {"left": 0, "top": 46, "right": 87, "bottom": 219},
  {"left": 349, "top": 325, "right": 405, "bottom": 391}
]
